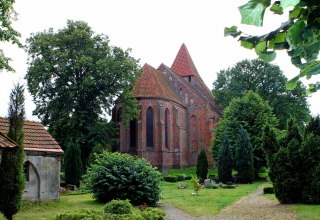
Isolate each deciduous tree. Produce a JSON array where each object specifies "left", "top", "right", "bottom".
[
  {"left": 25, "top": 20, "right": 141, "bottom": 172},
  {"left": 225, "top": 0, "right": 320, "bottom": 93},
  {"left": 213, "top": 59, "right": 309, "bottom": 128},
  {"left": 0, "top": 0, "right": 22, "bottom": 71}
]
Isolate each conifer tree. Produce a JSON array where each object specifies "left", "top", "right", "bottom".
[
  {"left": 0, "top": 83, "right": 26, "bottom": 220},
  {"left": 218, "top": 133, "right": 233, "bottom": 183},
  {"left": 64, "top": 140, "right": 83, "bottom": 187},
  {"left": 196, "top": 149, "right": 208, "bottom": 181},
  {"left": 235, "top": 126, "right": 254, "bottom": 183}
]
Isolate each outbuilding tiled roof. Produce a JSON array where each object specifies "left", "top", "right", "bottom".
[
  {"left": 0, "top": 132, "right": 17, "bottom": 148},
  {"left": 171, "top": 43, "right": 201, "bottom": 78},
  {"left": 133, "top": 64, "right": 183, "bottom": 105},
  {"left": 0, "top": 117, "right": 63, "bottom": 154}
]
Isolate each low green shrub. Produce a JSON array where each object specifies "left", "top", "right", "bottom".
[
  {"left": 83, "top": 152, "right": 162, "bottom": 206},
  {"left": 104, "top": 213, "right": 144, "bottom": 220},
  {"left": 221, "top": 184, "right": 236, "bottom": 189},
  {"left": 141, "top": 208, "right": 165, "bottom": 220},
  {"left": 263, "top": 186, "right": 274, "bottom": 194},
  {"left": 104, "top": 200, "right": 132, "bottom": 215},
  {"left": 163, "top": 176, "right": 178, "bottom": 182},
  {"left": 184, "top": 176, "right": 192, "bottom": 180},
  {"left": 55, "top": 209, "right": 103, "bottom": 220}
]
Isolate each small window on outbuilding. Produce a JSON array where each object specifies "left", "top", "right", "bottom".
[{"left": 24, "top": 161, "right": 30, "bottom": 182}]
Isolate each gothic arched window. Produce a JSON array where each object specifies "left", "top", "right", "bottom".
[
  {"left": 146, "top": 107, "right": 154, "bottom": 147},
  {"left": 165, "top": 108, "right": 169, "bottom": 149}
]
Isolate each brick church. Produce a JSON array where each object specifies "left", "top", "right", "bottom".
[{"left": 114, "top": 44, "right": 222, "bottom": 169}]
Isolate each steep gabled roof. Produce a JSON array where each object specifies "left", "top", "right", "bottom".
[
  {"left": 0, "top": 132, "right": 17, "bottom": 148},
  {"left": 171, "top": 43, "right": 200, "bottom": 78},
  {"left": 133, "top": 64, "right": 183, "bottom": 105},
  {"left": 0, "top": 117, "right": 63, "bottom": 154}
]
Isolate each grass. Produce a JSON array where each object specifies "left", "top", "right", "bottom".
[
  {"left": 167, "top": 166, "right": 218, "bottom": 177},
  {"left": 0, "top": 193, "right": 103, "bottom": 220},
  {"left": 161, "top": 180, "right": 262, "bottom": 217},
  {"left": 262, "top": 188, "right": 320, "bottom": 220}
]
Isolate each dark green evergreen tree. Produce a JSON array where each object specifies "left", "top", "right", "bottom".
[
  {"left": 235, "top": 126, "right": 254, "bottom": 183},
  {"left": 196, "top": 149, "right": 208, "bottom": 181},
  {"left": 212, "top": 91, "right": 278, "bottom": 177},
  {"left": 0, "top": 83, "right": 26, "bottom": 220},
  {"left": 218, "top": 133, "right": 233, "bottom": 183},
  {"left": 64, "top": 140, "right": 83, "bottom": 187}
]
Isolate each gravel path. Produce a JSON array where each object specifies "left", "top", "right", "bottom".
[{"left": 163, "top": 185, "right": 297, "bottom": 220}]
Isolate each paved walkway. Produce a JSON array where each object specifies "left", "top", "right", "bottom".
[{"left": 163, "top": 185, "right": 296, "bottom": 220}]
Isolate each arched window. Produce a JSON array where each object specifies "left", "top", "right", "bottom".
[
  {"left": 24, "top": 161, "right": 30, "bottom": 181},
  {"left": 130, "top": 119, "right": 137, "bottom": 148},
  {"left": 165, "top": 109, "right": 169, "bottom": 149},
  {"left": 146, "top": 107, "right": 153, "bottom": 147}
]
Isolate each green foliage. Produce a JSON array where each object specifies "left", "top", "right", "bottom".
[
  {"left": 0, "top": 0, "right": 23, "bottom": 71},
  {"left": 213, "top": 91, "right": 278, "bottom": 176},
  {"left": 263, "top": 186, "right": 274, "bottom": 194},
  {"left": 305, "top": 115, "right": 320, "bottom": 136},
  {"left": 191, "top": 176, "right": 201, "bottom": 195},
  {"left": 0, "top": 83, "right": 26, "bottom": 220},
  {"left": 83, "top": 152, "right": 162, "bottom": 206},
  {"left": 262, "top": 118, "right": 320, "bottom": 204},
  {"left": 196, "top": 149, "right": 208, "bottom": 181},
  {"left": 212, "top": 59, "right": 310, "bottom": 129},
  {"left": 55, "top": 209, "right": 103, "bottom": 220},
  {"left": 218, "top": 133, "right": 233, "bottom": 183},
  {"left": 235, "top": 126, "right": 254, "bottom": 183},
  {"left": 141, "top": 208, "right": 165, "bottom": 220},
  {"left": 64, "top": 141, "right": 83, "bottom": 187},
  {"left": 104, "top": 200, "right": 132, "bottom": 215},
  {"left": 227, "top": 0, "right": 320, "bottom": 93},
  {"left": 25, "top": 20, "right": 141, "bottom": 169}
]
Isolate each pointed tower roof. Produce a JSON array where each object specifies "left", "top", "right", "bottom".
[
  {"left": 133, "top": 64, "right": 183, "bottom": 105},
  {"left": 171, "top": 44, "right": 200, "bottom": 78}
]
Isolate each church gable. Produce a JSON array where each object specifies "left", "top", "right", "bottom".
[{"left": 133, "top": 64, "right": 183, "bottom": 105}]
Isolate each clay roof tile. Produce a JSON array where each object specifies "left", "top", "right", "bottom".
[{"left": 0, "top": 117, "right": 63, "bottom": 154}]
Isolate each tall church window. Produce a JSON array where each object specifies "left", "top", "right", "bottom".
[
  {"left": 165, "top": 109, "right": 169, "bottom": 149},
  {"left": 130, "top": 119, "right": 137, "bottom": 148},
  {"left": 146, "top": 107, "right": 153, "bottom": 147}
]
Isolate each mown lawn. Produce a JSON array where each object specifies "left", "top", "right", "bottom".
[
  {"left": 161, "top": 180, "right": 262, "bottom": 217},
  {"left": 0, "top": 194, "right": 103, "bottom": 220}
]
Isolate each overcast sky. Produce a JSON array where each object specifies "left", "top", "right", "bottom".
[{"left": 0, "top": 0, "right": 319, "bottom": 121}]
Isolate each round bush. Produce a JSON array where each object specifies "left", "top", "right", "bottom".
[
  {"left": 84, "top": 152, "right": 162, "bottom": 206},
  {"left": 104, "top": 200, "right": 132, "bottom": 215}
]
